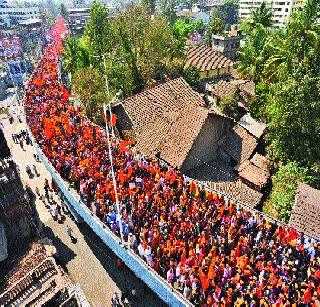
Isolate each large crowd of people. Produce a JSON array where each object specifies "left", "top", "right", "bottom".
[{"left": 24, "top": 18, "right": 320, "bottom": 305}]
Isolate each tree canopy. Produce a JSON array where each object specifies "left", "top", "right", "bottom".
[
  {"left": 237, "top": 0, "right": 320, "bottom": 219},
  {"left": 63, "top": 1, "right": 187, "bottom": 98}
]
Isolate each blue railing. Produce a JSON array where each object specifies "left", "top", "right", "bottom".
[{"left": 25, "top": 127, "right": 191, "bottom": 307}]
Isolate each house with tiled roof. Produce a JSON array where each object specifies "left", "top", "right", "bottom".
[
  {"left": 218, "top": 124, "right": 258, "bottom": 166},
  {"left": 289, "top": 182, "right": 320, "bottom": 239},
  {"left": 185, "top": 46, "right": 234, "bottom": 81},
  {"left": 206, "top": 79, "right": 256, "bottom": 112},
  {"left": 218, "top": 116, "right": 269, "bottom": 191},
  {"left": 237, "top": 154, "right": 270, "bottom": 191},
  {"left": 237, "top": 114, "right": 266, "bottom": 139},
  {"left": 113, "top": 78, "right": 233, "bottom": 172},
  {"left": 202, "top": 180, "right": 264, "bottom": 208}
]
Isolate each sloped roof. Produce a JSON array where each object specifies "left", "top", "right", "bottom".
[
  {"left": 211, "top": 80, "right": 236, "bottom": 98},
  {"left": 238, "top": 160, "right": 270, "bottom": 189},
  {"left": 219, "top": 124, "right": 258, "bottom": 165},
  {"left": 236, "top": 80, "right": 255, "bottom": 97},
  {"left": 202, "top": 180, "right": 263, "bottom": 207},
  {"left": 238, "top": 114, "right": 266, "bottom": 139},
  {"left": 209, "top": 79, "right": 255, "bottom": 112},
  {"left": 185, "top": 46, "right": 234, "bottom": 72},
  {"left": 250, "top": 153, "right": 270, "bottom": 172},
  {"left": 123, "top": 78, "right": 214, "bottom": 168},
  {"left": 289, "top": 182, "right": 320, "bottom": 239}
]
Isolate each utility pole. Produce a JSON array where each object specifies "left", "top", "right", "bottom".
[
  {"left": 103, "top": 104, "right": 124, "bottom": 245},
  {"left": 100, "top": 54, "right": 124, "bottom": 245}
]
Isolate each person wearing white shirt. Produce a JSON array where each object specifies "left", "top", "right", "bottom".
[{"left": 138, "top": 242, "right": 145, "bottom": 257}]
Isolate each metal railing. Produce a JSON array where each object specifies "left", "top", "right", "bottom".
[{"left": 20, "top": 109, "right": 192, "bottom": 307}]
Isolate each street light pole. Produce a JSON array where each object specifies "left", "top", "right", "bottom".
[{"left": 103, "top": 103, "right": 124, "bottom": 245}]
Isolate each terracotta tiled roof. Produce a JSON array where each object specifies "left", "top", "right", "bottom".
[
  {"left": 219, "top": 124, "right": 258, "bottom": 165},
  {"left": 185, "top": 46, "right": 234, "bottom": 72},
  {"left": 236, "top": 80, "right": 255, "bottom": 97},
  {"left": 250, "top": 153, "right": 270, "bottom": 172},
  {"left": 238, "top": 160, "right": 270, "bottom": 189},
  {"left": 202, "top": 180, "right": 263, "bottom": 207},
  {"left": 289, "top": 182, "right": 320, "bottom": 239},
  {"left": 211, "top": 80, "right": 236, "bottom": 98},
  {"left": 238, "top": 114, "right": 266, "bottom": 139},
  {"left": 210, "top": 79, "right": 255, "bottom": 107},
  {"left": 185, "top": 159, "right": 237, "bottom": 182},
  {"left": 123, "top": 78, "right": 213, "bottom": 168}
]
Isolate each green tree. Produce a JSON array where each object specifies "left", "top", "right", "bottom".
[
  {"left": 183, "top": 66, "right": 200, "bottom": 90},
  {"left": 65, "top": 3, "right": 185, "bottom": 98},
  {"left": 215, "top": 1, "right": 238, "bottom": 28},
  {"left": 250, "top": 1, "right": 273, "bottom": 28},
  {"left": 172, "top": 19, "right": 194, "bottom": 57},
  {"left": 160, "top": 0, "right": 178, "bottom": 24},
  {"left": 193, "top": 19, "right": 205, "bottom": 34},
  {"left": 72, "top": 67, "right": 106, "bottom": 121},
  {"left": 84, "top": 0, "right": 112, "bottom": 60},
  {"left": 62, "top": 37, "right": 90, "bottom": 76},
  {"left": 205, "top": 17, "right": 225, "bottom": 46},
  {"left": 265, "top": 162, "right": 309, "bottom": 222},
  {"left": 111, "top": 6, "right": 182, "bottom": 93},
  {"left": 218, "top": 89, "right": 241, "bottom": 120},
  {"left": 237, "top": 24, "right": 270, "bottom": 82},
  {"left": 264, "top": 0, "right": 320, "bottom": 165}
]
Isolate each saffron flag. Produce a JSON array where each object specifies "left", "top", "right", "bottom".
[
  {"left": 110, "top": 114, "right": 117, "bottom": 127},
  {"left": 43, "top": 118, "right": 55, "bottom": 139},
  {"left": 119, "top": 140, "right": 132, "bottom": 154},
  {"left": 199, "top": 268, "right": 209, "bottom": 293}
]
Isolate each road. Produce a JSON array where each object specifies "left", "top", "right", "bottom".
[{"left": 0, "top": 104, "right": 165, "bottom": 306}]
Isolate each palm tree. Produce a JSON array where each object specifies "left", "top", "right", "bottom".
[
  {"left": 251, "top": 1, "right": 273, "bottom": 28},
  {"left": 263, "top": 0, "right": 320, "bottom": 82},
  {"left": 237, "top": 24, "right": 269, "bottom": 81}
]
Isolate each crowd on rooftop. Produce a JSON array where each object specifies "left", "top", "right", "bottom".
[{"left": 24, "top": 18, "right": 320, "bottom": 306}]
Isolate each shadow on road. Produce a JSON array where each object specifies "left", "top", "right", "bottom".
[
  {"left": 43, "top": 225, "right": 77, "bottom": 269},
  {"left": 78, "top": 223, "right": 167, "bottom": 307}
]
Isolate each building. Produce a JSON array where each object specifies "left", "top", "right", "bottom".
[
  {"left": 177, "top": 10, "right": 210, "bottom": 24},
  {"left": 202, "top": 180, "right": 264, "bottom": 207},
  {"left": 212, "top": 28, "right": 243, "bottom": 60},
  {"left": 289, "top": 182, "right": 320, "bottom": 239},
  {"left": 206, "top": 79, "right": 255, "bottom": 112},
  {"left": 0, "top": 0, "right": 40, "bottom": 27},
  {"left": 67, "top": 4, "right": 118, "bottom": 34},
  {"left": 113, "top": 78, "right": 233, "bottom": 172},
  {"left": 203, "top": 0, "right": 225, "bottom": 11},
  {"left": 239, "top": 0, "right": 297, "bottom": 28},
  {"left": 185, "top": 45, "right": 234, "bottom": 83},
  {"left": 67, "top": 7, "right": 91, "bottom": 34},
  {"left": 237, "top": 153, "right": 270, "bottom": 191},
  {"left": 218, "top": 123, "right": 259, "bottom": 166},
  {"left": 0, "top": 242, "right": 89, "bottom": 306}
]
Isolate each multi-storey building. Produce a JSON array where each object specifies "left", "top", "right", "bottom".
[
  {"left": 239, "top": 0, "right": 297, "bottom": 27},
  {"left": 67, "top": 7, "right": 91, "bottom": 34},
  {"left": 0, "top": 0, "right": 40, "bottom": 26}
]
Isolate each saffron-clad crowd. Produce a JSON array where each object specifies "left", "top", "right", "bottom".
[{"left": 25, "top": 19, "right": 320, "bottom": 306}]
